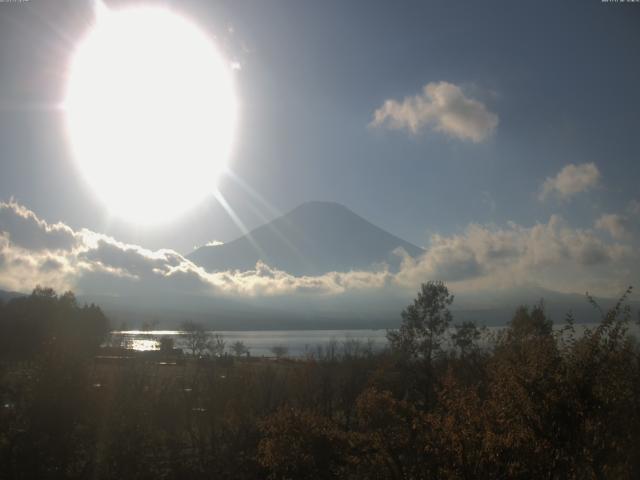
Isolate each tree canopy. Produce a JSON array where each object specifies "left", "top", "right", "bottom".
[
  {"left": 387, "top": 280, "right": 454, "bottom": 361},
  {"left": 0, "top": 286, "right": 109, "bottom": 359}
]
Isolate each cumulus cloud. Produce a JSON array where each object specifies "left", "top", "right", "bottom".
[
  {"left": 209, "top": 262, "right": 392, "bottom": 297},
  {"left": 395, "top": 215, "right": 634, "bottom": 296},
  {"left": 0, "top": 202, "right": 636, "bottom": 300},
  {"left": 0, "top": 202, "right": 391, "bottom": 298},
  {"left": 370, "top": 81, "right": 498, "bottom": 142},
  {"left": 595, "top": 213, "right": 629, "bottom": 240},
  {"left": 539, "top": 163, "right": 600, "bottom": 201},
  {"left": 0, "top": 201, "right": 79, "bottom": 251}
]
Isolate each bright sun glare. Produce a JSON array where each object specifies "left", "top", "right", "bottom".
[{"left": 65, "top": 3, "right": 237, "bottom": 224}]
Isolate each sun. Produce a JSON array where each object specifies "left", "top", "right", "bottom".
[{"left": 64, "top": 3, "right": 238, "bottom": 224}]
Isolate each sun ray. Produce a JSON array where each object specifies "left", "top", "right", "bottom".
[
  {"left": 226, "top": 171, "right": 314, "bottom": 272},
  {"left": 213, "top": 190, "right": 270, "bottom": 265}
]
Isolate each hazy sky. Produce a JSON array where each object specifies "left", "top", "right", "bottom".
[{"left": 0, "top": 0, "right": 639, "bottom": 303}]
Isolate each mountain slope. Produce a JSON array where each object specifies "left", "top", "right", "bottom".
[
  {"left": 0, "top": 289, "right": 25, "bottom": 302},
  {"left": 188, "top": 201, "right": 424, "bottom": 276},
  {"left": 80, "top": 286, "right": 636, "bottom": 330}
]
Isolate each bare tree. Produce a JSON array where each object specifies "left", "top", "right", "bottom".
[
  {"left": 209, "top": 334, "right": 226, "bottom": 357},
  {"left": 231, "top": 340, "right": 249, "bottom": 357},
  {"left": 158, "top": 336, "right": 175, "bottom": 354},
  {"left": 180, "top": 321, "right": 224, "bottom": 358},
  {"left": 270, "top": 345, "right": 289, "bottom": 359}
]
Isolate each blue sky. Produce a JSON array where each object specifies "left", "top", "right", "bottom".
[{"left": 0, "top": 0, "right": 639, "bottom": 302}]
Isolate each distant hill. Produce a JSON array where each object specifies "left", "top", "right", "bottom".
[
  {"left": 188, "top": 201, "right": 424, "bottom": 276},
  {"left": 0, "top": 289, "right": 25, "bottom": 302},
  {"left": 79, "top": 284, "right": 638, "bottom": 331}
]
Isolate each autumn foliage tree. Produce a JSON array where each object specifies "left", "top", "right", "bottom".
[
  {"left": 257, "top": 407, "right": 349, "bottom": 479},
  {"left": 1, "top": 284, "right": 640, "bottom": 479},
  {"left": 387, "top": 281, "right": 454, "bottom": 362}
]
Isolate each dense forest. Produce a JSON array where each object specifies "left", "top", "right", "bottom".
[{"left": 0, "top": 282, "right": 639, "bottom": 479}]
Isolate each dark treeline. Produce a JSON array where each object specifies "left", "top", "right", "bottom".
[
  {"left": 1, "top": 282, "right": 639, "bottom": 479},
  {"left": 0, "top": 286, "right": 109, "bottom": 358}
]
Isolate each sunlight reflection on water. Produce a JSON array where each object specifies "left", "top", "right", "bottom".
[
  {"left": 108, "top": 329, "right": 389, "bottom": 356},
  {"left": 107, "top": 323, "right": 640, "bottom": 357},
  {"left": 129, "top": 338, "right": 161, "bottom": 351}
]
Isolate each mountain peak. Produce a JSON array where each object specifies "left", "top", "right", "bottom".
[
  {"left": 188, "top": 201, "right": 423, "bottom": 276},
  {"left": 286, "top": 201, "right": 357, "bottom": 219},
  {"left": 293, "top": 200, "right": 350, "bottom": 211}
]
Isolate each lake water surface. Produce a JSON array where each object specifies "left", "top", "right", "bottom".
[
  {"left": 109, "top": 323, "right": 639, "bottom": 358},
  {"left": 109, "top": 329, "right": 390, "bottom": 357}
]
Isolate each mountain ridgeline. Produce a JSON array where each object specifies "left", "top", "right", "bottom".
[{"left": 188, "top": 201, "right": 424, "bottom": 276}]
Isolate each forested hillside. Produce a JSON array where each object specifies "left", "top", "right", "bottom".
[{"left": 0, "top": 283, "right": 638, "bottom": 479}]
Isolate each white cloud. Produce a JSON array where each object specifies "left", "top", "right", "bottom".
[
  {"left": 205, "top": 240, "right": 224, "bottom": 247},
  {"left": 0, "top": 202, "right": 391, "bottom": 298},
  {"left": 0, "top": 201, "right": 79, "bottom": 251},
  {"left": 0, "top": 202, "right": 636, "bottom": 300},
  {"left": 208, "top": 262, "right": 392, "bottom": 297},
  {"left": 395, "top": 215, "right": 634, "bottom": 296},
  {"left": 370, "top": 81, "right": 498, "bottom": 142},
  {"left": 595, "top": 213, "right": 629, "bottom": 240},
  {"left": 539, "top": 163, "right": 600, "bottom": 201}
]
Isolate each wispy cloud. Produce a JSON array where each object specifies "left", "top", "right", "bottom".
[
  {"left": 370, "top": 81, "right": 498, "bottom": 143},
  {"left": 539, "top": 163, "right": 600, "bottom": 201}
]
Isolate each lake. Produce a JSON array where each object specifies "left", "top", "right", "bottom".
[
  {"left": 108, "top": 323, "right": 639, "bottom": 358},
  {"left": 109, "top": 329, "right": 390, "bottom": 357}
]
